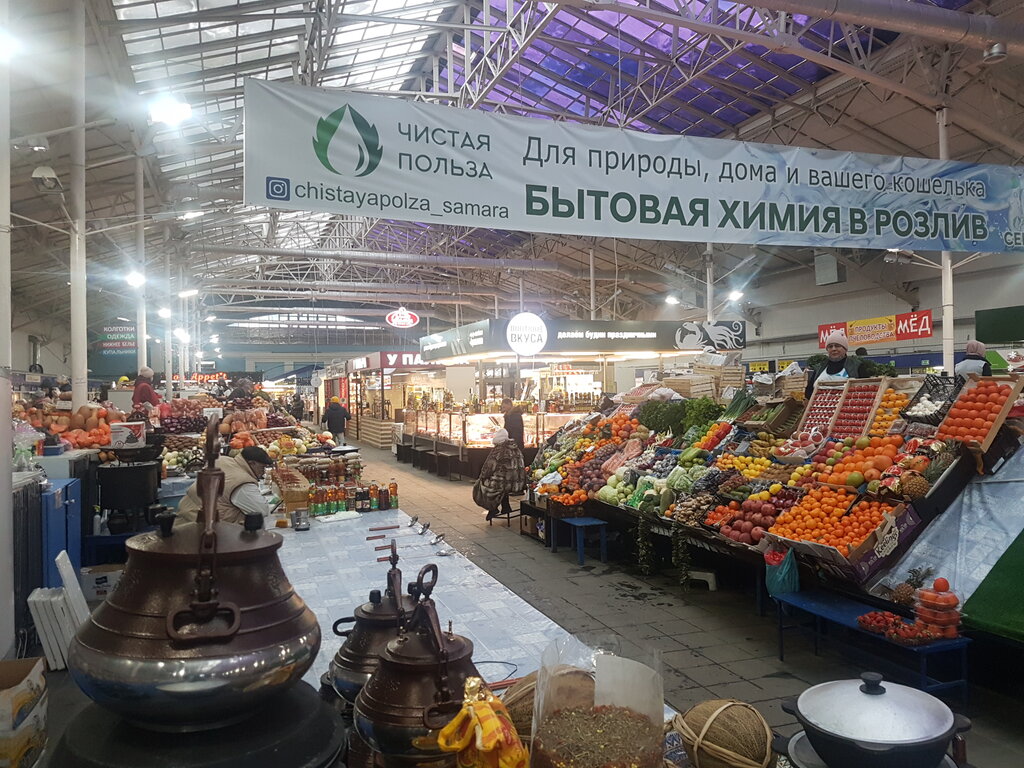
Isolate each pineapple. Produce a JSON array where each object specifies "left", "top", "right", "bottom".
[
  {"left": 924, "top": 452, "right": 955, "bottom": 484},
  {"left": 901, "top": 472, "right": 931, "bottom": 500},
  {"left": 890, "top": 566, "right": 934, "bottom": 606}
]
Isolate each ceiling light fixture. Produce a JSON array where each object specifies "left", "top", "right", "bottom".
[
  {"left": 177, "top": 288, "right": 199, "bottom": 298},
  {"left": 173, "top": 328, "right": 190, "bottom": 343},
  {"left": 125, "top": 271, "right": 145, "bottom": 288},
  {"left": 204, "top": 314, "right": 217, "bottom": 322},
  {"left": 664, "top": 294, "right": 680, "bottom": 305},
  {"left": 11, "top": 135, "right": 48, "bottom": 153},
  {"left": 728, "top": 290, "right": 744, "bottom": 302},
  {"left": 983, "top": 42, "right": 1007, "bottom": 65},
  {"left": 0, "top": 28, "right": 21, "bottom": 63},
  {"left": 149, "top": 95, "right": 192, "bottom": 126},
  {"left": 178, "top": 209, "right": 205, "bottom": 221},
  {"left": 158, "top": 307, "right": 172, "bottom": 318},
  {"left": 116, "top": 316, "right": 131, "bottom": 322}
]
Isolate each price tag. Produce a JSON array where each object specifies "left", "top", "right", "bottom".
[
  {"left": 203, "top": 407, "right": 224, "bottom": 420},
  {"left": 26, "top": 374, "right": 41, "bottom": 384},
  {"left": 748, "top": 361, "right": 770, "bottom": 373}
]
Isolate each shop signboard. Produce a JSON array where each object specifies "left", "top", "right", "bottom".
[
  {"left": 818, "top": 310, "right": 933, "bottom": 348},
  {"left": 506, "top": 312, "right": 548, "bottom": 356},
  {"left": 245, "top": 79, "right": 1024, "bottom": 253},
  {"left": 98, "top": 324, "right": 136, "bottom": 357},
  {"left": 385, "top": 307, "right": 420, "bottom": 329},
  {"left": 747, "top": 361, "right": 772, "bottom": 373},
  {"left": 349, "top": 351, "right": 438, "bottom": 372},
  {"left": 420, "top": 319, "right": 746, "bottom": 361}
]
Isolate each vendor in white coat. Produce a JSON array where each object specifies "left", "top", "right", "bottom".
[
  {"left": 954, "top": 340, "right": 992, "bottom": 377},
  {"left": 805, "top": 331, "right": 865, "bottom": 398}
]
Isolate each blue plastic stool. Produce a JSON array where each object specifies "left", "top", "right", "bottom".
[{"left": 552, "top": 517, "right": 608, "bottom": 566}]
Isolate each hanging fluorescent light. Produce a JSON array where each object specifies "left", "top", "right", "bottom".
[
  {"left": 154, "top": 339, "right": 162, "bottom": 344},
  {"left": 0, "top": 28, "right": 22, "bottom": 63},
  {"left": 214, "top": 348, "right": 221, "bottom": 353},
  {"left": 728, "top": 290, "right": 744, "bottom": 302},
  {"left": 178, "top": 209, "right": 205, "bottom": 221},
  {"left": 125, "top": 271, "right": 145, "bottom": 288},
  {"left": 177, "top": 288, "right": 199, "bottom": 298},
  {"left": 204, "top": 314, "right": 217, "bottom": 322},
  {"left": 116, "top": 316, "right": 131, "bottom": 322},
  {"left": 664, "top": 295, "right": 681, "bottom": 305},
  {"left": 158, "top": 307, "right": 172, "bottom": 318},
  {"left": 149, "top": 95, "right": 192, "bottom": 126},
  {"left": 144, "top": 335, "right": 151, "bottom": 340},
  {"left": 217, "top": 354, "right": 223, "bottom": 359},
  {"left": 173, "top": 328, "right": 190, "bottom": 343}
]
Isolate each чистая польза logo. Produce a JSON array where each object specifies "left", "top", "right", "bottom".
[{"left": 312, "top": 104, "right": 382, "bottom": 177}]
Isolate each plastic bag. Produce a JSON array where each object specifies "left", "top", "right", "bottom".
[
  {"left": 532, "top": 634, "right": 663, "bottom": 768},
  {"left": 765, "top": 548, "right": 799, "bottom": 597}
]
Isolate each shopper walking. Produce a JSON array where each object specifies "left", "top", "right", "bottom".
[
  {"left": 177, "top": 446, "right": 275, "bottom": 526},
  {"left": 955, "top": 340, "right": 992, "bottom": 377},
  {"left": 805, "top": 331, "right": 865, "bottom": 398},
  {"left": 473, "top": 428, "right": 526, "bottom": 521},
  {"left": 501, "top": 397, "right": 525, "bottom": 449},
  {"left": 289, "top": 394, "right": 305, "bottom": 422},
  {"left": 322, "top": 396, "right": 351, "bottom": 444},
  {"left": 132, "top": 366, "right": 162, "bottom": 409}
]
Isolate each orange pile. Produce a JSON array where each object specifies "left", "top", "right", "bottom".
[
  {"left": 869, "top": 388, "right": 911, "bottom": 436},
  {"left": 936, "top": 381, "right": 1012, "bottom": 444},
  {"left": 583, "top": 414, "right": 640, "bottom": 444},
  {"left": 769, "top": 489, "right": 891, "bottom": 556},
  {"left": 816, "top": 435, "right": 904, "bottom": 487},
  {"left": 550, "top": 489, "right": 588, "bottom": 506}
]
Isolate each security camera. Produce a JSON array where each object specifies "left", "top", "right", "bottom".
[{"left": 31, "top": 166, "right": 63, "bottom": 195}]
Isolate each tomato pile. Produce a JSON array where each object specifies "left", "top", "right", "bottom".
[
  {"left": 857, "top": 611, "right": 905, "bottom": 634},
  {"left": 832, "top": 383, "right": 880, "bottom": 439},
  {"left": 936, "top": 381, "right": 1012, "bottom": 444},
  {"left": 802, "top": 386, "right": 843, "bottom": 433}
]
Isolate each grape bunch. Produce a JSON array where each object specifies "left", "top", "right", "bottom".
[
  {"left": 718, "top": 472, "right": 749, "bottom": 495},
  {"left": 650, "top": 453, "right": 679, "bottom": 479},
  {"left": 691, "top": 468, "right": 727, "bottom": 495}
]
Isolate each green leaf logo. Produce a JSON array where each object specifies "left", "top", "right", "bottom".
[{"left": 312, "top": 104, "right": 382, "bottom": 177}]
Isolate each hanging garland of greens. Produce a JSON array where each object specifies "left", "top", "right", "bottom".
[
  {"left": 635, "top": 514, "right": 656, "bottom": 577},
  {"left": 671, "top": 514, "right": 693, "bottom": 588}
]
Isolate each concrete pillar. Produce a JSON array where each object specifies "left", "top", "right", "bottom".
[
  {"left": 135, "top": 156, "right": 146, "bottom": 370},
  {"left": 937, "top": 109, "right": 955, "bottom": 375},
  {"left": 69, "top": 0, "right": 88, "bottom": 407}
]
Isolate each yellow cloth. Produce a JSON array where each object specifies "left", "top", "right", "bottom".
[{"left": 437, "top": 680, "right": 528, "bottom": 768}]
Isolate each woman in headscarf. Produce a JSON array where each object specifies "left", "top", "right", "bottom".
[
  {"left": 472, "top": 428, "right": 526, "bottom": 522},
  {"left": 132, "top": 366, "right": 162, "bottom": 409},
  {"left": 954, "top": 340, "right": 991, "bottom": 377},
  {"left": 805, "top": 331, "right": 865, "bottom": 398}
]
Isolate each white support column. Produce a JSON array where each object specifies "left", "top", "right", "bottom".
[
  {"left": 178, "top": 266, "right": 187, "bottom": 383},
  {"left": 70, "top": 0, "right": 88, "bottom": 408},
  {"left": 164, "top": 251, "right": 173, "bottom": 401},
  {"left": 589, "top": 248, "right": 596, "bottom": 320},
  {"left": 493, "top": 294, "right": 499, "bottom": 318},
  {"left": 0, "top": 0, "right": 16, "bottom": 660},
  {"left": 938, "top": 109, "right": 955, "bottom": 375},
  {"left": 135, "top": 157, "right": 146, "bottom": 370},
  {"left": 518, "top": 278, "right": 524, "bottom": 313},
  {"left": 704, "top": 244, "right": 715, "bottom": 323}
]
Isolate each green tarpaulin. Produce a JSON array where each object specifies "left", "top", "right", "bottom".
[{"left": 964, "top": 528, "right": 1024, "bottom": 643}]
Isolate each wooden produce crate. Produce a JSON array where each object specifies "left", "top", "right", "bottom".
[
  {"left": 935, "top": 374, "right": 1024, "bottom": 453},
  {"left": 620, "top": 383, "right": 661, "bottom": 404},
  {"left": 661, "top": 375, "right": 715, "bottom": 398},
  {"left": 830, "top": 378, "right": 886, "bottom": 441},
  {"left": 270, "top": 467, "right": 310, "bottom": 503},
  {"left": 779, "top": 373, "right": 808, "bottom": 396},
  {"left": 765, "top": 398, "right": 805, "bottom": 437},
  {"left": 867, "top": 376, "right": 923, "bottom": 437},
  {"left": 795, "top": 382, "right": 847, "bottom": 437}
]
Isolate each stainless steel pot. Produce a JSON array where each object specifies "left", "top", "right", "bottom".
[{"left": 782, "top": 672, "right": 970, "bottom": 768}]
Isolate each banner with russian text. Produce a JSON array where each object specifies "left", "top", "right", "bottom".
[
  {"left": 244, "top": 80, "right": 1024, "bottom": 252},
  {"left": 818, "top": 310, "right": 933, "bottom": 348}
]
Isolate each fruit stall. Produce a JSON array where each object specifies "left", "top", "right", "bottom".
[{"left": 525, "top": 374, "right": 1024, "bottom": 644}]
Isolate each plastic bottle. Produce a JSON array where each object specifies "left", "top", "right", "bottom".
[
  {"left": 389, "top": 478, "right": 399, "bottom": 508},
  {"left": 369, "top": 483, "right": 379, "bottom": 510}
]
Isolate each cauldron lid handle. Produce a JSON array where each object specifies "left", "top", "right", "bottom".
[{"left": 196, "top": 416, "right": 225, "bottom": 531}]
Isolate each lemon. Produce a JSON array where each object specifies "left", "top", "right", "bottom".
[{"left": 769, "top": 483, "right": 783, "bottom": 494}]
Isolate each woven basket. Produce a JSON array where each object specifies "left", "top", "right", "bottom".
[{"left": 672, "top": 700, "right": 775, "bottom": 768}]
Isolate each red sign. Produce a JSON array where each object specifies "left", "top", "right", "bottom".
[
  {"left": 386, "top": 307, "right": 420, "bottom": 329},
  {"left": 819, "top": 310, "right": 933, "bottom": 348}
]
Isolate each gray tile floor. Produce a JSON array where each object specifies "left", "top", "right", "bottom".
[{"left": 39, "top": 443, "right": 1024, "bottom": 766}]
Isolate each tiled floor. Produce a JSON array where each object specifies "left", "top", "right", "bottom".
[{"left": 40, "top": 442, "right": 1024, "bottom": 766}]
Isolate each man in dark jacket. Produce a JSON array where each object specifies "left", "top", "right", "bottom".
[
  {"left": 321, "top": 397, "right": 351, "bottom": 443},
  {"left": 501, "top": 397, "right": 525, "bottom": 449}
]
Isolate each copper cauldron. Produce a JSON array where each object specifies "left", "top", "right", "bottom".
[
  {"left": 354, "top": 564, "right": 479, "bottom": 767},
  {"left": 330, "top": 540, "right": 417, "bottom": 704},
  {"left": 68, "top": 423, "right": 321, "bottom": 731}
]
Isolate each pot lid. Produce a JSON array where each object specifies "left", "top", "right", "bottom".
[
  {"left": 355, "top": 589, "right": 417, "bottom": 621},
  {"left": 127, "top": 522, "right": 282, "bottom": 557},
  {"left": 797, "top": 673, "right": 953, "bottom": 745},
  {"left": 384, "top": 625, "right": 474, "bottom": 666}
]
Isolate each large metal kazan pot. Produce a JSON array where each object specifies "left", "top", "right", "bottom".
[
  {"left": 68, "top": 425, "right": 321, "bottom": 732},
  {"left": 782, "top": 672, "right": 970, "bottom": 768},
  {"left": 354, "top": 565, "right": 479, "bottom": 768},
  {"left": 330, "top": 541, "right": 417, "bottom": 704}
]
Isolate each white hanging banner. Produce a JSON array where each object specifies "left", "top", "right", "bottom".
[{"left": 244, "top": 79, "right": 1024, "bottom": 253}]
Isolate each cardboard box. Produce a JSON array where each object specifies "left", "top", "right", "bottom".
[
  {"left": 103, "top": 422, "right": 146, "bottom": 449},
  {"left": 0, "top": 659, "right": 45, "bottom": 732},
  {"left": 0, "top": 694, "right": 46, "bottom": 768},
  {"left": 79, "top": 564, "right": 124, "bottom": 601}
]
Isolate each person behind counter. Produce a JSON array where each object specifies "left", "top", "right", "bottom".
[
  {"left": 501, "top": 397, "right": 525, "bottom": 449},
  {"left": 805, "top": 331, "right": 864, "bottom": 398},
  {"left": 954, "top": 340, "right": 992, "bottom": 377},
  {"left": 177, "top": 446, "right": 276, "bottom": 525},
  {"left": 132, "top": 366, "right": 162, "bottom": 409}
]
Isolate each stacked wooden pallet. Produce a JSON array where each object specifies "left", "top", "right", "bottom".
[{"left": 661, "top": 375, "right": 715, "bottom": 398}]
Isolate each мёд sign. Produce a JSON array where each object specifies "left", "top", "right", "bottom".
[{"left": 818, "top": 310, "right": 933, "bottom": 348}]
